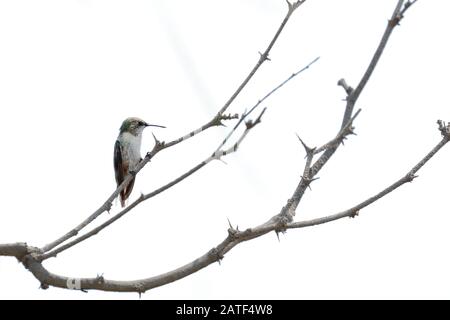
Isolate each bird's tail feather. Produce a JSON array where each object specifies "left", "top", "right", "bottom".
[{"left": 120, "top": 191, "right": 126, "bottom": 208}]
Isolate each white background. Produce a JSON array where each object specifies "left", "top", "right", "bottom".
[{"left": 0, "top": 0, "right": 449, "bottom": 299}]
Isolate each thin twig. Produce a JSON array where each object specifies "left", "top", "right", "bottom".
[
  {"left": 16, "top": 121, "right": 449, "bottom": 292},
  {"left": 308, "top": 0, "right": 414, "bottom": 186},
  {"left": 215, "top": 56, "right": 319, "bottom": 152},
  {"left": 313, "top": 109, "right": 361, "bottom": 155},
  {"left": 288, "top": 136, "right": 449, "bottom": 229},
  {"left": 342, "top": 0, "right": 418, "bottom": 127},
  {"left": 40, "top": 3, "right": 307, "bottom": 253},
  {"left": 218, "top": 0, "right": 307, "bottom": 115},
  {"left": 41, "top": 55, "right": 318, "bottom": 259},
  {"left": 39, "top": 110, "right": 267, "bottom": 261}
]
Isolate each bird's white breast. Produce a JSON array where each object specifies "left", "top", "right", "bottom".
[{"left": 118, "top": 132, "right": 143, "bottom": 170}]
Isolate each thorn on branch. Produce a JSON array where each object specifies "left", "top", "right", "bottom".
[
  {"left": 437, "top": 120, "right": 450, "bottom": 139},
  {"left": 286, "top": 0, "right": 306, "bottom": 13},
  {"left": 151, "top": 133, "right": 165, "bottom": 149},
  {"left": 245, "top": 108, "right": 267, "bottom": 129},
  {"left": 286, "top": 0, "right": 293, "bottom": 11},
  {"left": 228, "top": 228, "right": 238, "bottom": 241},
  {"left": 224, "top": 113, "right": 240, "bottom": 121},
  {"left": 258, "top": 51, "right": 271, "bottom": 62},
  {"left": 227, "top": 217, "right": 234, "bottom": 230},
  {"left": 275, "top": 228, "right": 287, "bottom": 241},
  {"left": 400, "top": 0, "right": 418, "bottom": 17},
  {"left": 212, "top": 113, "right": 239, "bottom": 127},
  {"left": 296, "top": 133, "right": 315, "bottom": 156},
  {"left": 103, "top": 201, "right": 112, "bottom": 213},
  {"left": 301, "top": 176, "right": 319, "bottom": 189},
  {"left": 134, "top": 283, "right": 145, "bottom": 296},
  {"left": 389, "top": 16, "right": 401, "bottom": 28},
  {"left": 347, "top": 127, "right": 356, "bottom": 136},
  {"left": 40, "top": 283, "right": 49, "bottom": 290},
  {"left": 349, "top": 210, "right": 359, "bottom": 218},
  {"left": 209, "top": 248, "right": 224, "bottom": 265},
  {"left": 96, "top": 274, "right": 105, "bottom": 284},
  {"left": 273, "top": 210, "right": 292, "bottom": 237},
  {"left": 275, "top": 230, "right": 281, "bottom": 242},
  {"left": 405, "top": 173, "right": 418, "bottom": 182},
  {"left": 227, "top": 218, "right": 239, "bottom": 240}
]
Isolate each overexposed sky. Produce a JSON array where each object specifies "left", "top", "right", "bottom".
[{"left": 1, "top": 0, "right": 449, "bottom": 299}]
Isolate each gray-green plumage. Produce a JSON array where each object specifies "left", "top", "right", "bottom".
[{"left": 114, "top": 117, "right": 165, "bottom": 207}]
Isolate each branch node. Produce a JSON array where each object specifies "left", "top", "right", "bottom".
[
  {"left": 103, "top": 201, "right": 112, "bottom": 213},
  {"left": 400, "top": 0, "right": 418, "bottom": 18},
  {"left": 286, "top": 0, "right": 305, "bottom": 13},
  {"left": 133, "top": 283, "right": 145, "bottom": 295},
  {"left": 96, "top": 273, "right": 105, "bottom": 284},
  {"left": 405, "top": 173, "right": 418, "bottom": 182},
  {"left": 245, "top": 107, "right": 267, "bottom": 129},
  {"left": 337, "top": 78, "right": 354, "bottom": 96},
  {"left": 349, "top": 210, "right": 359, "bottom": 218},
  {"left": 212, "top": 113, "right": 239, "bottom": 127},
  {"left": 209, "top": 248, "right": 224, "bottom": 265},
  {"left": 40, "top": 283, "right": 49, "bottom": 290},
  {"left": 227, "top": 218, "right": 239, "bottom": 240},
  {"left": 389, "top": 17, "right": 401, "bottom": 28},
  {"left": 296, "top": 133, "right": 315, "bottom": 156},
  {"left": 151, "top": 133, "right": 165, "bottom": 150},
  {"left": 258, "top": 51, "right": 271, "bottom": 62},
  {"left": 437, "top": 120, "right": 450, "bottom": 139},
  {"left": 228, "top": 227, "right": 238, "bottom": 241}
]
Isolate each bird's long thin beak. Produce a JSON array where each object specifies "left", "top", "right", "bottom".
[{"left": 145, "top": 123, "right": 166, "bottom": 128}]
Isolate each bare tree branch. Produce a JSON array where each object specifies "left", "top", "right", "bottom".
[
  {"left": 40, "top": 2, "right": 307, "bottom": 254},
  {"left": 313, "top": 109, "right": 361, "bottom": 155},
  {"left": 218, "top": 0, "right": 307, "bottom": 115},
  {"left": 40, "top": 55, "right": 318, "bottom": 260},
  {"left": 288, "top": 132, "right": 450, "bottom": 228},
  {"left": 1, "top": 1, "right": 438, "bottom": 296},
  {"left": 39, "top": 55, "right": 318, "bottom": 260},
  {"left": 10, "top": 120, "right": 448, "bottom": 293},
  {"left": 0, "top": 243, "right": 30, "bottom": 260},
  {"left": 342, "top": 0, "right": 418, "bottom": 127},
  {"left": 280, "top": 0, "right": 417, "bottom": 220},
  {"left": 39, "top": 109, "right": 267, "bottom": 261}
]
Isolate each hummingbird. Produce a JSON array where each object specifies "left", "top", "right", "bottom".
[{"left": 114, "top": 117, "right": 165, "bottom": 207}]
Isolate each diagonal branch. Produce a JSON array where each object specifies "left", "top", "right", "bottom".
[
  {"left": 19, "top": 121, "right": 449, "bottom": 293},
  {"left": 41, "top": 2, "right": 307, "bottom": 254},
  {"left": 218, "top": 0, "right": 307, "bottom": 115},
  {"left": 281, "top": 0, "right": 417, "bottom": 218},
  {"left": 341, "top": 0, "right": 417, "bottom": 127},
  {"left": 0, "top": 243, "right": 30, "bottom": 260},
  {"left": 215, "top": 56, "right": 319, "bottom": 153},
  {"left": 39, "top": 109, "right": 267, "bottom": 261},
  {"left": 288, "top": 134, "right": 449, "bottom": 229},
  {"left": 313, "top": 109, "right": 361, "bottom": 155},
  {"left": 40, "top": 56, "right": 318, "bottom": 260}
]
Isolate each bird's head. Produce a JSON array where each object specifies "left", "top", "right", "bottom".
[{"left": 119, "top": 117, "right": 165, "bottom": 136}]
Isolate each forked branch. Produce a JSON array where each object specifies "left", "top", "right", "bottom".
[
  {"left": 1, "top": 1, "right": 438, "bottom": 296},
  {"left": 40, "top": 1, "right": 307, "bottom": 254}
]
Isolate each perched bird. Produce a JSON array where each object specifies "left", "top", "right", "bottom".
[{"left": 114, "top": 117, "right": 165, "bottom": 207}]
